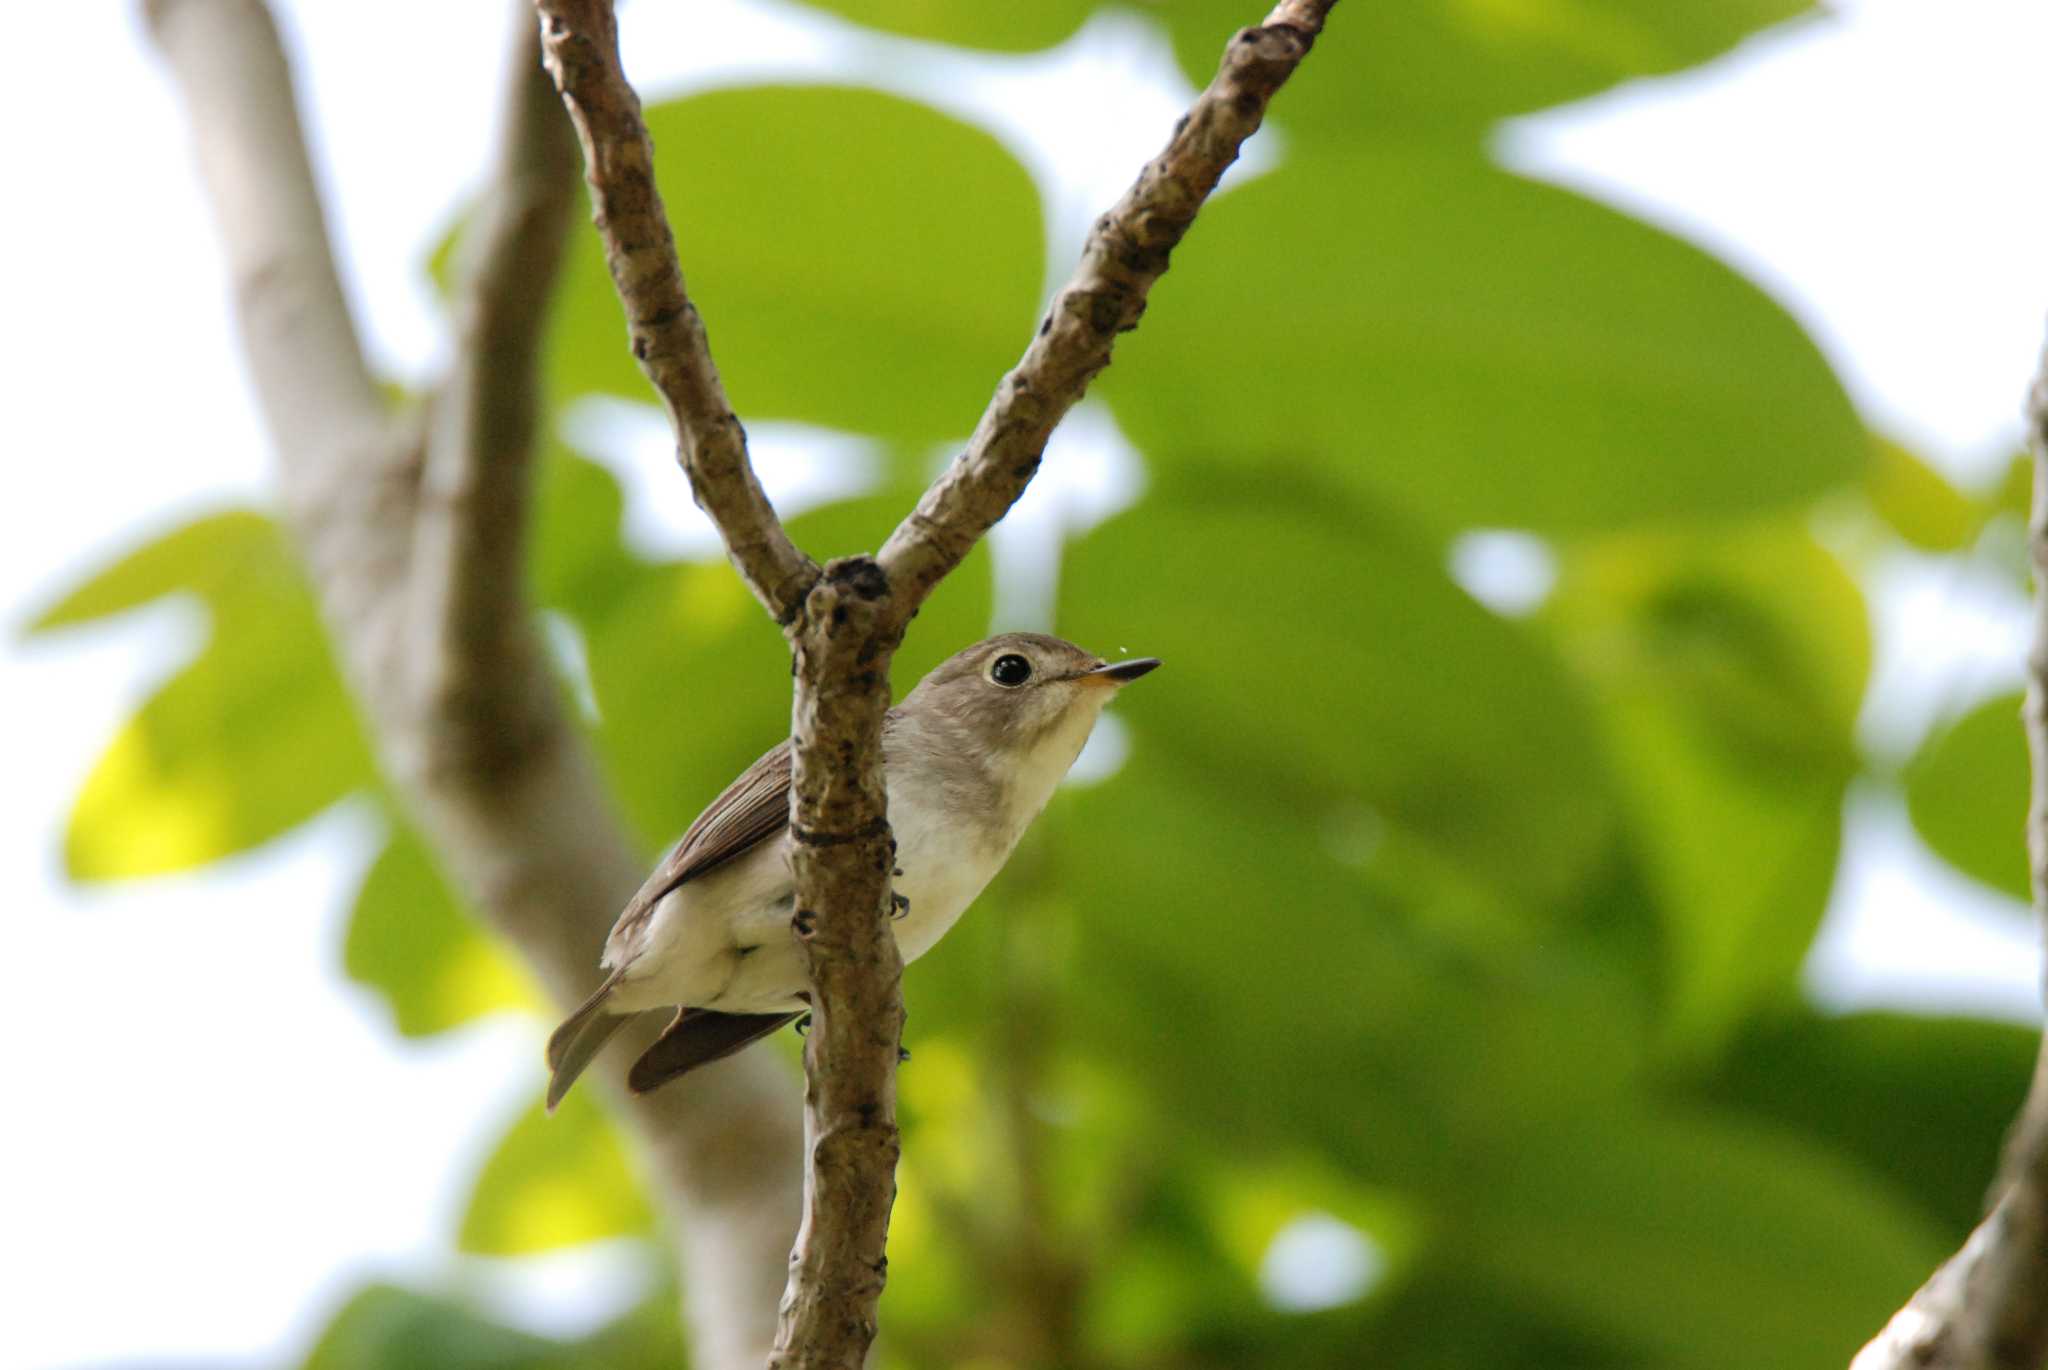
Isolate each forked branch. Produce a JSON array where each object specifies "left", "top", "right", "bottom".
[{"left": 527, "top": 2, "right": 1341, "bottom": 1368}]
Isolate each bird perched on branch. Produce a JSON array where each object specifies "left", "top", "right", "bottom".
[{"left": 545, "top": 632, "right": 1159, "bottom": 1108}]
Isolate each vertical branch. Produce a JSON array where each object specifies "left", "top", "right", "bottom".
[
  {"left": 145, "top": 4, "right": 804, "bottom": 1366},
  {"left": 1850, "top": 335, "right": 2048, "bottom": 1370}
]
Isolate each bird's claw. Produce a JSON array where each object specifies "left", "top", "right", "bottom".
[
  {"left": 792, "top": 907, "right": 817, "bottom": 937},
  {"left": 890, "top": 891, "right": 911, "bottom": 920},
  {"left": 794, "top": 1012, "right": 812, "bottom": 1037}
]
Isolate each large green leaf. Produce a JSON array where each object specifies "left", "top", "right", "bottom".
[
  {"left": 550, "top": 86, "right": 1043, "bottom": 448},
  {"left": 1698, "top": 1010, "right": 2037, "bottom": 1238},
  {"left": 460, "top": 1091, "right": 656, "bottom": 1255},
  {"left": 29, "top": 510, "right": 376, "bottom": 879},
  {"left": 1060, "top": 470, "right": 1619, "bottom": 904},
  {"left": 787, "top": 0, "right": 1095, "bottom": 51},
  {"left": 1161, "top": 0, "right": 1812, "bottom": 142},
  {"left": 343, "top": 820, "right": 540, "bottom": 1038},
  {"left": 1098, "top": 147, "right": 1864, "bottom": 532},
  {"left": 1545, "top": 524, "right": 1867, "bottom": 1050},
  {"left": 1904, "top": 691, "right": 2029, "bottom": 900},
  {"left": 1453, "top": 1105, "right": 1946, "bottom": 1370}
]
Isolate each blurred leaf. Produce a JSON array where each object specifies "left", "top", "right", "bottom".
[
  {"left": 41, "top": 512, "right": 376, "bottom": 880},
  {"left": 302, "top": 1281, "right": 678, "bottom": 1370},
  {"left": 1904, "top": 691, "right": 2029, "bottom": 899},
  {"left": 460, "top": 1091, "right": 656, "bottom": 1255},
  {"left": 1352, "top": 1260, "right": 1639, "bottom": 1370},
  {"left": 302, "top": 1285, "right": 564, "bottom": 1370},
  {"left": 1455, "top": 1105, "right": 1947, "bottom": 1370},
  {"left": 1062, "top": 469, "right": 1619, "bottom": 903},
  {"left": 550, "top": 86, "right": 1043, "bottom": 448},
  {"left": 344, "top": 820, "right": 541, "bottom": 1038},
  {"left": 1697, "top": 1010, "right": 2037, "bottom": 1237},
  {"left": 788, "top": 0, "right": 1095, "bottom": 51},
  {"left": 26, "top": 509, "right": 281, "bottom": 632},
  {"left": 1049, "top": 757, "right": 1646, "bottom": 1186},
  {"left": 1161, "top": 0, "right": 1811, "bottom": 141},
  {"left": 531, "top": 446, "right": 634, "bottom": 618},
  {"left": 1989, "top": 448, "right": 2032, "bottom": 521},
  {"left": 1545, "top": 524, "right": 1866, "bottom": 1050},
  {"left": 1100, "top": 147, "right": 1864, "bottom": 531},
  {"left": 1865, "top": 435, "right": 1980, "bottom": 552}
]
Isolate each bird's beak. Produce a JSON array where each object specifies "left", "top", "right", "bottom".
[{"left": 1082, "top": 657, "right": 1161, "bottom": 686}]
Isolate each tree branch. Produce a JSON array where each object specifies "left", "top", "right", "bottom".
[
  {"left": 531, "top": 0, "right": 819, "bottom": 624},
  {"left": 144, "top": 4, "right": 802, "bottom": 1365},
  {"left": 409, "top": 10, "right": 579, "bottom": 757},
  {"left": 528, "top": 1, "right": 1338, "bottom": 1365},
  {"left": 877, "top": 0, "right": 1338, "bottom": 609},
  {"left": 1851, "top": 333, "right": 2048, "bottom": 1370}
]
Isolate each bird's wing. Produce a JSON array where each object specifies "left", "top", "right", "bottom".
[{"left": 603, "top": 738, "right": 794, "bottom": 964}]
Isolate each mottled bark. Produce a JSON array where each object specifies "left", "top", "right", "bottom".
[{"left": 143, "top": 4, "right": 801, "bottom": 1366}]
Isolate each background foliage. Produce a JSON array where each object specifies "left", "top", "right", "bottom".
[{"left": 33, "top": 1, "right": 2042, "bottom": 1366}]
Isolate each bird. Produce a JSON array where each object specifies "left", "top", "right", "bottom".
[{"left": 544, "top": 631, "right": 1159, "bottom": 1109}]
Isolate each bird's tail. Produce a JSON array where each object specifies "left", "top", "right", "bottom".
[{"left": 545, "top": 971, "right": 627, "bottom": 1113}]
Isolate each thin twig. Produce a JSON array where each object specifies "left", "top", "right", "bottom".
[
  {"left": 531, "top": 0, "right": 819, "bottom": 623},
  {"left": 525, "top": 1, "right": 1341, "bottom": 1365},
  {"left": 878, "top": 0, "right": 1339, "bottom": 610},
  {"left": 1851, "top": 335, "right": 2048, "bottom": 1370}
]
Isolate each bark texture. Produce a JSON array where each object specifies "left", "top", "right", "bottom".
[
  {"left": 143, "top": 4, "right": 801, "bottom": 1366},
  {"left": 1851, "top": 336, "right": 2048, "bottom": 1370},
  {"left": 526, "top": 2, "right": 1341, "bottom": 1367}
]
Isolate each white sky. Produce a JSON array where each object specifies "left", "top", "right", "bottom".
[{"left": 5, "top": 2, "right": 2048, "bottom": 1366}]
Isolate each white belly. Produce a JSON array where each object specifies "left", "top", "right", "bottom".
[{"left": 608, "top": 785, "right": 1012, "bottom": 1016}]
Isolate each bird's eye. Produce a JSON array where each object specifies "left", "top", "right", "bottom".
[{"left": 989, "top": 653, "right": 1032, "bottom": 687}]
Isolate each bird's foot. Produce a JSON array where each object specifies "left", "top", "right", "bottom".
[
  {"left": 794, "top": 1012, "right": 812, "bottom": 1037},
  {"left": 792, "top": 907, "right": 817, "bottom": 938},
  {"left": 890, "top": 891, "right": 911, "bottom": 920}
]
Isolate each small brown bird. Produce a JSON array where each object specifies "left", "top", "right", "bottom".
[{"left": 545, "top": 632, "right": 1159, "bottom": 1109}]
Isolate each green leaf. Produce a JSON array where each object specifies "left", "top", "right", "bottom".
[
  {"left": 1865, "top": 434, "right": 1981, "bottom": 553},
  {"left": 302, "top": 1285, "right": 564, "bottom": 1370},
  {"left": 25, "top": 509, "right": 284, "bottom": 633},
  {"left": 1161, "top": 0, "right": 1812, "bottom": 141},
  {"left": 786, "top": 0, "right": 1095, "bottom": 51},
  {"left": 49, "top": 513, "right": 377, "bottom": 880},
  {"left": 1545, "top": 524, "right": 1868, "bottom": 1049},
  {"left": 1453, "top": 1106, "right": 1947, "bottom": 1370},
  {"left": 549, "top": 86, "right": 1043, "bottom": 448},
  {"left": 1698, "top": 1010, "right": 2038, "bottom": 1238},
  {"left": 301, "top": 1281, "right": 681, "bottom": 1370},
  {"left": 344, "top": 821, "right": 541, "bottom": 1038},
  {"left": 459, "top": 1091, "right": 656, "bottom": 1255},
  {"left": 1099, "top": 148, "right": 1865, "bottom": 532},
  {"left": 1060, "top": 469, "right": 1619, "bottom": 904},
  {"left": 1045, "top": 758, "right": 1646, "bottom": 1185},
  {"left": 1904, "top": 691, "right": 2029, "bottom": 899}
]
